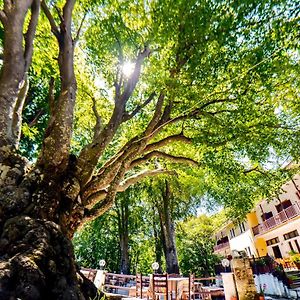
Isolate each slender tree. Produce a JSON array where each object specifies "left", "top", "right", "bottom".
[
  {"left": 115, "top": 191, "right": 130, "bottom": 274},
  {"left": 0, "top": 0, "right": 299, "bottom": 299}
]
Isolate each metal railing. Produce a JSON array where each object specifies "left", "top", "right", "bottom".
[
  {"left": 249, "top": 255, "right": 290, "bottom": 287},
  {"left": 252, "top": 202, "right": 300, "bottom": 236}
]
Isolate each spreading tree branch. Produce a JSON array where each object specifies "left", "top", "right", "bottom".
[
  {"left": 84, "top": 168, "right": 176, "bottom": 212},
  {"left": 12, "top": 78, "right": 29, "bottom": 146},
  {"left": 76, "top": 46, "right": 151, "bottom": 187},
  {"left": 74, "top": 12, "right": 87, "bottom": 44},
  {"left": 145, "top": 92, "right": 165, "bottom": 135},
  {"left": 38, "top": 0, "right": 76, "bottom": 173},
  {"left": 243, "top": 166, "right": 267, "bottom": 175},
  {"left": 41, "top": 1, "right": 60, "bottom": 38},
  {"left": 62, "top": 0, "right": 76, "bottom": 30},
  {"left": 118, "top": 169, "right": 176, "bottom": 191},
  {"left": 122, "top": 92, "right": 156, "bottom": 122},
  {"left": 0, "top": 0, "right": 40, "bottom": 149},
  {"left": 24, "top": 0, "right": 40, "bottom": 71},
  {"left": 144, "top": 134, "right": 192, "bottom": 153},
  {"left": 130, "top": 150, "right": 199, "bottom": 168},
  {"left": 84, "top": 91, "right": 102, "bottom": 140},
  {"left": 27, "top": 109, "right": 45, "bottom": 128},
  {"left": 83, "top": 163, "right": 126, "bottom": 222}
]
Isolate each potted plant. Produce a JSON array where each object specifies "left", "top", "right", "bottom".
[
  {"left": 256, "top": 292, "right": 265, "bottom": 300},
  {"left": 256, "top": 283, "right": 266, "bottom": 300},
  {"left": 290, "top": 253, "right": 300, "bottom": 269}
]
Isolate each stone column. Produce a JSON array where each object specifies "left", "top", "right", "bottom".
[
  {"left": 232, "top": 258, "right": 257, "bottom": 300},
  {"left": 94, "top": 270, "right": 106, "bottom": 290},
  {"left": 221, "top": 272, "right": 237, "bottom": 300}
]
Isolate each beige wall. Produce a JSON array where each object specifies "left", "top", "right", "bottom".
[{"left": 214, "top": 175, "right": 300, "bottom": 258}]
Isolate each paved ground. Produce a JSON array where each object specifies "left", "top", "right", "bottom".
[{"left": 266, "top": 297, "right": 298, "bottom": 300}]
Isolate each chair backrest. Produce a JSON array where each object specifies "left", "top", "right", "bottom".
[
  {"left": 188, "top": 274, "right": 194, "bottom": 300},
  {"left": 136, "top": 274, "right": 150, "bottom": 299},
  {"left": 152, "top": 273, "right": 169, "bottom": 300},
  {"left": 188, "top": 274, "right": 212, "bottom": 300},
  {"left": 136, "top": 274, "right": 143, "bottom": 298}
]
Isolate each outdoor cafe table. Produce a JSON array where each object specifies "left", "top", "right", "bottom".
[
  {"left": 128, "top": 276, "right": 188, "bottom": 300},
  {"left": 202, "top": 286, "right": 225, "bottom": 299}
]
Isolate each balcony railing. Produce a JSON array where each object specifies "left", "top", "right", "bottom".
[
  {"left": 213, "top": 241, "right": 230, "bottom": 252},
  {"left": 252, "top": 202, "right": 300, "bottom": 236}
]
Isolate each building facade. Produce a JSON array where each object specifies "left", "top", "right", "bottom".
[{"left": 214, "top": 175, "right": 300, "bottom": 265}]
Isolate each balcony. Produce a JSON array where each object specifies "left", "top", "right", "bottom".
[
  {"left": 252, "top": 202, "right": 300, "bottom": 236},
  {"left": 214, "top": 241, "right": 230, "bottom": 252}
]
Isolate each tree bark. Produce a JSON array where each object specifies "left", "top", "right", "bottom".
[
  {"left": 116, "top": 196, "right": 130, "bottom": 275},
  {"left": 152, "top": 207, "right": 163, "bottom": 274},
  {"left": 0, "top": 2, "right": 97, "bottom": 299},
  {"left": 158, "top": 181, "right": 180, "bottom": 274},
  {"left": 0, "top": 163, "right": 98, "bottom": 299},
  {"left": 0, "top": 1, "right": 39, "bottom": 150}
]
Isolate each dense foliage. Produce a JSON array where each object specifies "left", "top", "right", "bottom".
[
  {"left": 0, "top": 0, "right": 299, "bottom": 298},
  {"left": 177, "top": 215, "right": 221, "bottom": 277},
  {"left": 73, "top": 183, "right": 222, "bottom": 276},
  {"left": 73, "top": 187, "right": 157, "bottom": 274}
]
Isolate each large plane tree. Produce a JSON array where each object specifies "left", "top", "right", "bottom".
[{"left": 0, "top": 0, "right": 299, "bottom": 299}]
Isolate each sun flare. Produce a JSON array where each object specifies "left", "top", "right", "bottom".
[{"left": 122, "top": 62, "right": 135, "bottom": 77}]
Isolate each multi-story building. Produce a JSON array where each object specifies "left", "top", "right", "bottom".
[{"left": 214, "top": 175, "right": 300, "bottom": 263}]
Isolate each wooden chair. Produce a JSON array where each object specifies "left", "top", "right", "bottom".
[
  {"left": 150, "top": 273, "right": 170, "bottom": 300},
  {"left": 136, "top": 274, "right": 150, "bottom": 299},
  {"left": 188, "top": 275, "right": 211, "bottom": 300},
  {"left": 136, "top": 274, "right": 143, "bottom": 298}
]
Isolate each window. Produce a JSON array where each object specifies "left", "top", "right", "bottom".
[
  {"left": 284, "top": 230, "right": 299, "bottom": 240},
  {"left": 266, "top": 237, "right": 279, "bottom": 246},
  {"left": 261, "top": 211, "right": 273, "bottom": 221},
  {"left": 239, "top": 222, "right": 246, "bottom": 233},
  {"left": 230, "top": 228, "right": 235, "bottom": 238},
  {"left": 289, "top": 241, "right": 294, "bottom": 252},
  {"left": 276, "top": 200, "right": 292, "bottom": 213},
  {"left": 247, "top": 246, "right": 252, "bottom": 256},
  {"left": 295, "top": 240, "right": 300, "bottom": 253}
]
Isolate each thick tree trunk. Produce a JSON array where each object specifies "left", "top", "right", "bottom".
[
  {"left": 158, "top": 181, "right": 180, "bottom": 274},
  {"left": 0, "top": 155, "right": 98, "bottom": 299}
]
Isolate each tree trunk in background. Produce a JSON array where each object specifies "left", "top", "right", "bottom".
[
  {"left": 117, "top": 197, "right": 130, "bottom": 274},
  {"left": 158, "top": 181, "right": 180, "bottom": 274},
  {"left": 152, "top": 207, "right": 163, "bottom": 274}
]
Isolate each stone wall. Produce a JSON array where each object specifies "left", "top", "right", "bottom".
[{"left": 232, "top": 258, "right": 257, "bottom": 300}]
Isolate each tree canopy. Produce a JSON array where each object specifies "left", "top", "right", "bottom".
[{"left": 0, "top": 0, "right": 299, "bottom": 298}]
